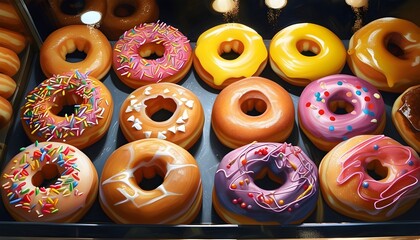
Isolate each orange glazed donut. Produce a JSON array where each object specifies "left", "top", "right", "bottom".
[
  {"left": 101, "top": 0, "right": 159, "bottom": 40},
  {"left": 0, "top": 2, "right": 24, "bottom": 30},
  {"left": 0, "top": 46, "right": 20, "bottom": 77},
  {"left": 0, "top": 95, "right": 12, "bottom": 128},
  {"left": 20, "top": 72, "right": 113, "bottom": 149},
  {"left": 0, "top": 27, "right": 26, "bottom": 54},
  {"left": 0, "top": 73, "right": 16, "bottom": 99},
  {"left": 99, "top": 139, "right": 202, "bottom": 224},
  {"left": 319, "top": 135, "right": 420, "bottom": 221},
  {"left": 211, "top": 77, "right": 294, "bottom": 149},
  {"left": 47, "top": 0, "right": 106, "bottom": 26},
  {"left": 0, "top": 141, "right": 98, "bottom": 222},
  {"left": 347, "top": 17, "right": 420, "bottom": 93},
  {"left": 194, "top": 23, "right": 268, "bottom": 90},
  {"left": 392, "top": 85, "right": 420, "bottom": 153},
  {"left": 40, "top": 25, "right": 112, "bottom": 80},
  {"left": 119, "top": 82, "right": 204, "bottom": 150}
]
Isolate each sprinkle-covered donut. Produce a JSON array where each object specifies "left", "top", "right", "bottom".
[
  {"left": 193, "top": 23, "right": 268, "bottom": 89},
  {"left": 213, "top": 142, "right": 319, "bottom": 224},
  {"left": 119, "top": 82, "right": 204, "bottom": 150},
  {"left": 0, "top": 142, "right": 98, "bottom": 222},
  {"left": 319, "top": 135, "right": 420, "bottom": 221},
  {"left": 99, "top": 139, "right": 202, "bottom": 224},
  {"left": 20, "top": 72, "right": 114, "bottom": 149},
  {"left": 112, "top": 21, "right": 193, "bottom": 88},
  {"left": 298, "top": 74, "right": 386, "bottom": 151},
  {"left": 269, "top": 23, "right": 346, "bottom": 86}
]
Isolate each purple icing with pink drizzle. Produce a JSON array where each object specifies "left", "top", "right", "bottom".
[
  {"left": 214, "top": 142, "right": 318, "bottom": 224},
  {"left": 298, "top": 74, "right": 385, "bottom": 142},
  {"left": 113, "top": 21, "right": 192, "bottom": 83}
]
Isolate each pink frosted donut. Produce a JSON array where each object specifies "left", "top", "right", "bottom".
[
  {"left": 112, "top": 21, "right": 193, "bottom": 88},
  {"left": 213, "top": 142, "right": 319, "bottom": 224},
  {"left": 298, "top": 74, "right": 386, "bottom": 151}
]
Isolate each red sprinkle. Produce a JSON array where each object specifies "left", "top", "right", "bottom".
[
  {"left": 324, "top": 91, "right": 330, "bottom": 97},
  {"left": 305, "top": 102, "right": 311, "bottom": 107},
  {"left": 364, "top": 96, "right": 371, "bottom": 102},
  {"left": 330, "top": 116, "right": 336, "bottom": 121},
  {"left": 318, "top": 109, "right": 325, "bottom": 115}
]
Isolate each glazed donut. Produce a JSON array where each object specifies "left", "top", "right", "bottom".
[
  {"left": 47, "top": 0, "right": 106, "bottom": 26},
  {"left": 99, "top": 139, "right": 202, "bottom": 224},
  {"left": 193, "top": 23, "right": 268, "bottom": 90},
  {"left": 211, "top": 77, "right": 294, "bottom": 149},
  {"left": 0, "top": 95, "right": 12, "bottom": 128},
  {"left": 101, "top": 0, "right": 159, "bottom": 40},
  {"left": 0, "top": 141, "right": 98, "bottom": 222},
  {"left": 298, "top": 74, "right": 386, "bottom": 151},
  {"left": 0, "top": 46, "right": 20, "bottom": 77},
  {"left": 347, "top": 17, "right": 420, "bottom": 93},
  {"left": 40, "top": 25, "right": 112, "bottom": 80},
  {"left": 0, "top": 73, "right": 16, "bottom": 99},
  {"left": 319, "top": 135, "right": 420, "bottom": 221},
  {"left": 213, "top": 142, "right": 319, "bottom": 224},
  {"left": 20, "top": 72, "right": 114, "bottom": 149},
  {"left": 269, "top": 23, "right": 346, "bottom": 86},
  {"left": 392, "top": 85, "right": 420, "bottom": 152},
  {"left": 119, "top": 82, "right": 204, "bottom": 150},
  {"left": 0, "top": 27, "right": 26, "bottom": 54},
  {"left": 0, "top": 2, "right": 23, "bottom": 30},
  {"left": 112, "top": 21, "right": 192, "bottom": 88}
]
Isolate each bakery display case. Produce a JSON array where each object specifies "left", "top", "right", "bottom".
[{"left": 0, "top": 0, "right": 419, "bottom": 238}]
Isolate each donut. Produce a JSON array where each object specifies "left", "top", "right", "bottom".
[
  {"left": 0, "top": 73, "right": 16, "bottom": 99},
  {"left": 213, "top": 142, "right": 319, "bottom": 224},
  {"left": 269, "top": 23, "right": 346, "bottom": 86},
  {"left": 392, "top": 85, "right": 420, "bottom": 152},
  {"left": 0, "top": 2, "right": 24, "bottom": 30},
  {"left": 20, "top": 71, "right": 114, "bottom": 149},
  {"left": 0, "top": 95, "right": 12, "bottom": 128},
  {"left": 119, "top": 82, "right": 204, "bottom": 150},
  {"left": 298, "top": 74, "right": 386, "bottom": 151},
  {"left": 193, "top": 23, "right": 268, "bottom": 90},
  {"left": 112, "top": 21, "right": 192, "bottom": 88},
  {"left": 0, "top": 46, "right": 20, "bottom": 77},
  {"left": 0, "top": 141, "right": 98, "bottom": 222},
  {"left": 101, "top": 0, "right": 159, "bottom": 40},
  {"left": 347, "top": 17, "right": 420, "bottom": 93},
  {"left": 0, "top": 27, "right": 26, "bottom": 54},
  {"left": 40, "top": 25, "right": 112, "bottom": 80},
  {"left": 211, "top": 77, "right": 294, "bottom": 149},
  {"left": 47, "top": 0, "right": 107, "bottom": 26},
  {"left": 319, "top": 135, "right": 420, "bottom": 221},
  {"left": 99, "top": 139, "right": 202, "bottom": 224}
]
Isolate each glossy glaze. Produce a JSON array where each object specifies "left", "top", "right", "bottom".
[{"left": 0, "top": 46, "right": 20, "bottom": 77}]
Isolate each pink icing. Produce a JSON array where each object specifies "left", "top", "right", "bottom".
[
  {"left": 214, "top": 142, "right": 318, "bottom": 224},
  {"left": 298, "top": 74, "right": 385, "bottom": 143},
  {"left": 336, "top": 135, "right": 420, "bottom": 217},
  {"left": 113, "top": 21, "right": 192, "bottom": 83}
]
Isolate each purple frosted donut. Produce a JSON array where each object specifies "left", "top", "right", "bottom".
[{"left": 213, "top": 142, "right": 319, "bottom": 224}]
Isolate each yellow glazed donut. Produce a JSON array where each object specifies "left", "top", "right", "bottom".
[
  {"left": 193, "top": 23, "right": 268, "bottom": 90},
  {"left": 347, "top": 17, "right": 420, "bottom": 93},
  {"left": 99, "top": 139, "right": 202, "bottom": 224},
  {"left": 0, "top": 73, "right": 16, "bottom": 99},
  {"left": 0, "top": 27, "right": 26, "bottom": 54},
  {"left": 0, "top": 95, "right": 12, "bottom": 128},
  {"left": 269, "top": 23, "right": 346, "bottom": 86},
  {"left": 0, "top": 142, "right": 98, "bottom": 222},
  {"left": 0, "top": 46, "right": 20, "bottom": 77},
  {"left": 40, "top": 25, "right": 112, "bottom": 80}
]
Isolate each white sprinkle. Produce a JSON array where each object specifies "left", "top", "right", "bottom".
[{"left": 144, "top": 131, "right": 152, "bottom": 138}]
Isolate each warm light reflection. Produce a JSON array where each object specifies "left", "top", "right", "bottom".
[
  {"left": 80, "top": 11, "right": 102, "bottom": 25},
  {"left": 265, "top": 0, "right": 287, "bottom": 9},
  {"left": 212, "top": 0, "right": 238, "bottom": 13},
  {"left": 345, "top": 0, "right": 368, "bottom": 8}
]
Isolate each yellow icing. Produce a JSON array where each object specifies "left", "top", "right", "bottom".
[
  {"left": 269, "top": 23, "right": 346, "bottom": 81},
  {"left": 195, "top": 23, "right": 267, "bottom": 86}
]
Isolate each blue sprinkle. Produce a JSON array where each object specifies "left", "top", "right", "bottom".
[
  {"left": 369, "top": 111, "right": 375, "bottom": 117},
  {"left": 343, "top": 136, "right": 349, "bottom": 141},
  {"left": 362, "top": 109, "right": 369, "bottom": 115},
  {"left": 40, "top": 151, "right": 46, "bottom": 162},
  {"left": 337, "top": 81, "right": 343, "bottom": 85},
  {"left": 362, "top": 182, "right": 369, "bottom": 188},
  {"left": 355, "top": 90, "right": 361, "bottom": 96},
  {"left": 408, "top": 160, "right": 414, "bottom": 166},
  {"left": 347, "top": 125, "right": 353, "bottom": 131},
  {"left": 373, "top": 145, "right": 379, "bottom": 150},
  {"left": 11, "top": 183, "right": 18, "bottom": 190},
  {"left": 362, "top": 87, "right": 368, "bottom": 92},
  {"left": 73, "top": 181, "right": 79, "bottom": 188},
  {"left": 316, "top": 97, "right": 322, "bottom": 102},
  {"left": 329, "top": 126, "right": 335, "bottom": 131},
  {"left": 9, "top": 198, "right": 22, "bottom": 204},
  {"left": 315, "top": 92, "right": 321, "bottom": 97}
]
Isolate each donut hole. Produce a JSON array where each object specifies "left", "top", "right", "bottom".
[
  {"left": 66, "top": 49, "right": 87, "bottom": 63},
  {"left": 60, "top": 0, "right": 85, "bottom": 15},
  {"left": 32, "top": 164, "right": 60, "bottom": 188},
  {"left": 113, "top": 3, "right": 136, "bottom": 17},
  {"left": 385, "top": 33, "right": 406, "bottom": 59},
  {"left": 253, "top": 167, "right": 285, "bottom": 190},
  {"left": 133, "top": 165, "right": 165, "bottom": 191},
  {"left": 139, "top": 42, "right": 165, "bottom": 60},
  {"left": 296, "top": 39, "right": 320, "bottom": 57},
  {"left": 328, "top": 99, "right": 355, "bottom": 115},
  {"left": 239, "top": 91, "right": 268, "bottom": 116},
  {"left": 366, "top": 159, "right": 388, "bottom": 181},
  {"left": 145, "top": 96, "right": 177, "bottom": 122},
  {"left": 51, "top": 94, "right": 83, "bottom": 117},
  {"left": 218, "top": 40, "right": 244, "bottom": 60}
]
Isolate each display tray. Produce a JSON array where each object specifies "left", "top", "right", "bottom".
[{"left": 0, "top": 41, "right": 419, "bottom": 239}]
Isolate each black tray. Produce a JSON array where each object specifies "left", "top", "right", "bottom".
[{"left": 0, "top": 41, "right": 419, "bottom": 239}]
